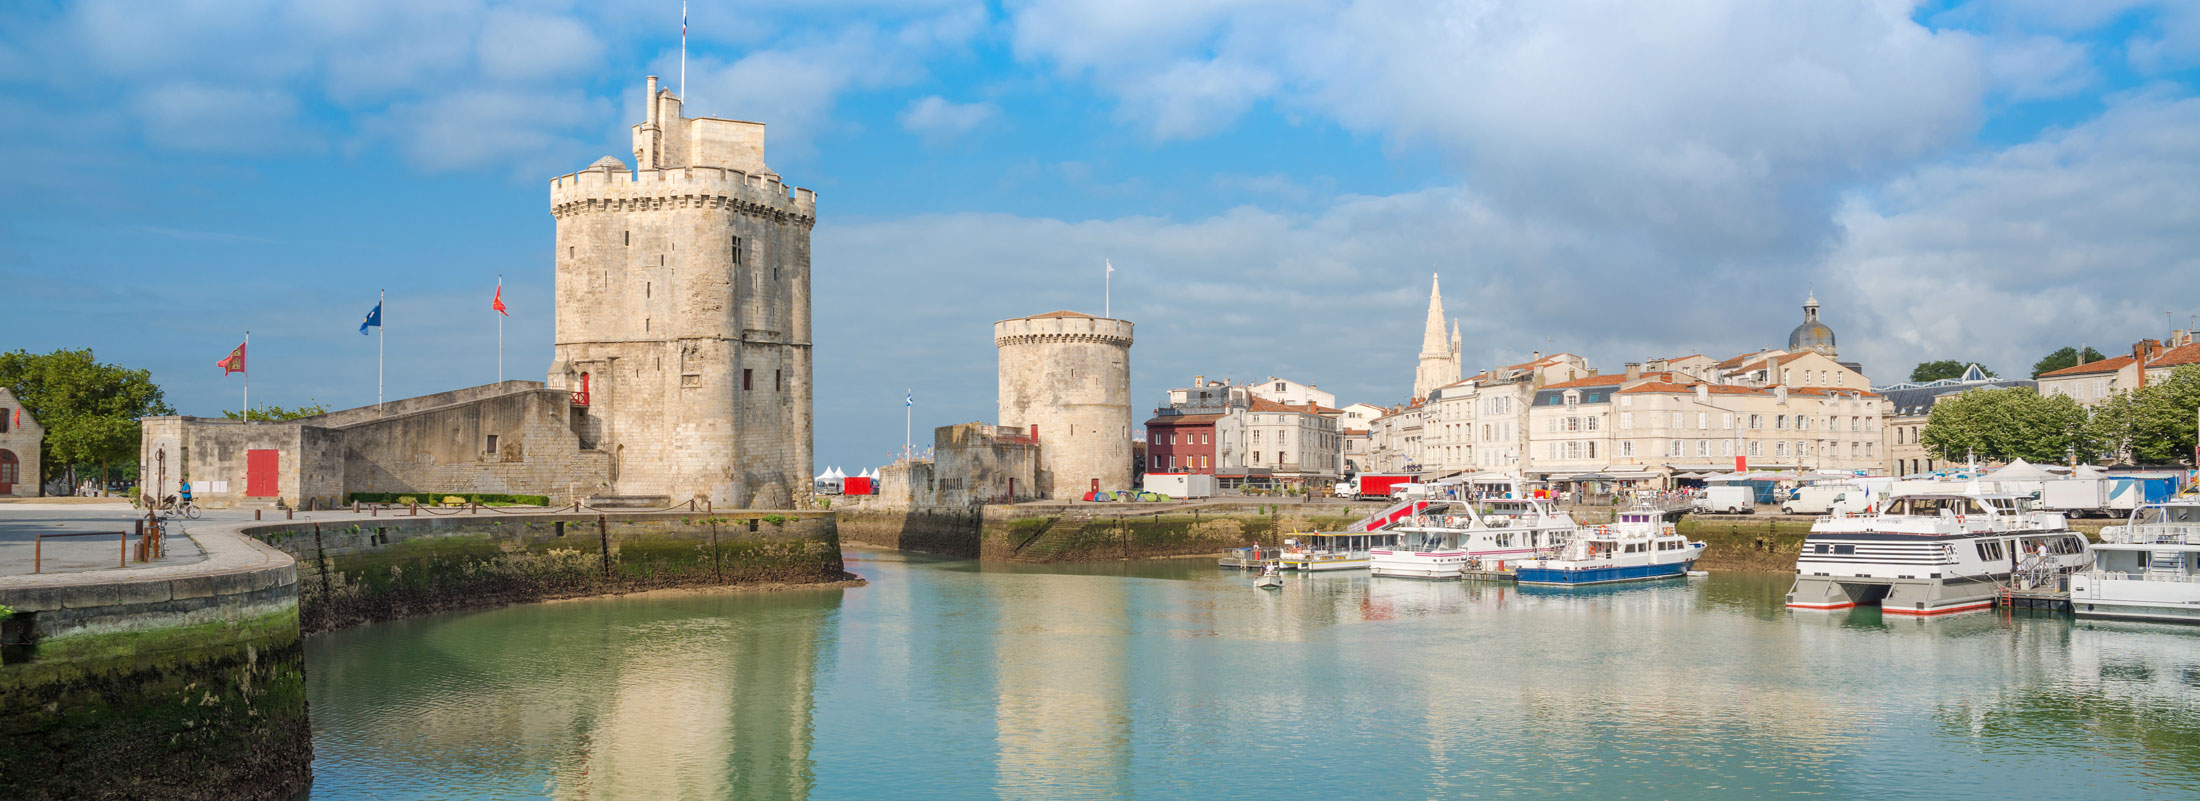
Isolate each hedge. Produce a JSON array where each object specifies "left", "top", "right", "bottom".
[{"left": 345, "top": 491, "right": 551, "bottom": 506}]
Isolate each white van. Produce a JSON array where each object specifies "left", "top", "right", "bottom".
[
  {"left": 1781, "top": 485, "right": 1864, "bottom": 515},
  {"left": 1695, "top": 485, "right": 1754, "bottom": 514}
]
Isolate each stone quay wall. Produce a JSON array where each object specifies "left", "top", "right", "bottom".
[
  {"left": 980, "top": 501, "right": 1365, "bottom": 562},
  {"left": 0, "top": 524, "right": 309, "bottom": 801},
  {"left": 836, "top": 506, "right": 985, "bottom": 557},
  {"left": 249, "top": 510, "right": 846, "bottom": 634}
]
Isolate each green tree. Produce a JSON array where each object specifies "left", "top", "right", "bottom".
[
  {"left": 2031, "top": 346, "right": 2108, "bottom": 378},
  {"left": 0, "top": 349, "right": 175, "bottom": 489},
  {"left": 1909, "top": 360, "right": 1995, "bottom": 382},
  {"left": 2089, "top": 366, "right": 2200, "bottom": 465},
  {"left": 222, "top": 402, "right": 329, "bottom": 421},
  {"left": 1919, "top": 387, "right": 2087, "bottom": 464}
]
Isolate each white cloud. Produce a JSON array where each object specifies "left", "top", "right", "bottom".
[
  {"left": 478, "top": 9, "right": 606, "bottom": 82},
  {"left": 898, "top": 95, "right": 999, "bottom": 141},
  {"left": 1824, "top": 90, "right": 2200, "bottom": 378},
  {"left": 1009, "top": 0, "right": 1988, "bottom": 253},
  {"left": 132, "top": 82, "right": 322, "bottom": 154},
  {"left": 1986, "top": 35, "right": 2096, "bottom": 100}
]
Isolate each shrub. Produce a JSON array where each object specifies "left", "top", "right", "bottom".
[
  {"left": 346, "top": 491, "right": 551, "bottom": 506},
  {"left": 441, "top": 496, "right": 467, "bottom": 507},
  {"left": 395, "top": 496, "right": 418, "bottom": 506},
  {"left": 761, "top": 514, "right": 787, "bottom": 525}
]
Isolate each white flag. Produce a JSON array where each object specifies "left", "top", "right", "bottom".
[{"left": 1106, "top": 259, "right": 1114, "bottom": 273}]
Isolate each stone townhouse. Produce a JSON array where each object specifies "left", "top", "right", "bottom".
[
  {"left": 0, "top": 387, "right": 43, "bottom": 497},
  {"left": 2141, "top": 331, "right": 2200, "bottom": 383},
  {"left": 1604, "top": 381, "right": 1887, "bottom": 477},
  {"left": 1249, "top": 376, "right": 1337, "bottom": 409},
  {"left": 1145, "top": 377, "right": 1342, "bottom": 484}
]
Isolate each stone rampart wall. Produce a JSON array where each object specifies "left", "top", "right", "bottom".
[
  {"left": 835, "top": 507, "right": 982, "bottom": 557},
  {"left": 248, "top": 510, "right": 845, "bottom": 634}
]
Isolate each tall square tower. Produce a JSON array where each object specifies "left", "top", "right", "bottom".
[{"left": 548, "top": 76, "right": 816, "bottom": 507}]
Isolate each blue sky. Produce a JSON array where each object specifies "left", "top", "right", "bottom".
[{"left": 2, "top": 0, "right": 2198, "bottom": 472}]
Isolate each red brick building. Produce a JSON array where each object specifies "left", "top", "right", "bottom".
[{"left": 1145, "top": 413, "right": 1220, "bottom": 474}]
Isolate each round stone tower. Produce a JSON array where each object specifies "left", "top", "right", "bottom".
[
  {"left": 547, "top": 76, "right": 816, "bottom": 508},
  {"left": 995, "top": 311, "right": 1134, "bottom": 499}
]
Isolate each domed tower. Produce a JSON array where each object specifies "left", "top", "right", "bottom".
[
  {"left": 1787, "top": 291, "right": 1837, "bottom": 358},
  {"left": 548, "top": 76, "right": 817, "bottom": 508},
  {"left": 995, "top": 311, "right": 1134, "bottom": 499}
]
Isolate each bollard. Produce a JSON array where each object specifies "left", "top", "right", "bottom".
[
  {"left": 410, "top": 501, "right": 418, "bottom": 516},
  {"left": 255, "top": 509, "right": 262, "bottom": 521},
  {"left": 371, "top": 505, "right": 378, "bottom": 517},
  {"left": 352, "top": 501, "right": 360, "bottom": 514},
  {"left": 286, "top": 508, "right": 293, "bottom": 520}
]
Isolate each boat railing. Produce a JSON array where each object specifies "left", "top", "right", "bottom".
[
  {"left": 2099, "top": 524, "right": 2200, "bottom": 545},
  {"left": 2080, "top": 569, "right": 2200, "bottom": 584}
]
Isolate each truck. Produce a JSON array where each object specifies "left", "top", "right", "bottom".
[
  {"left": 1694, "top": 484, "right": 1755, "bottom": 514},
  {"left": 1780, "top": 485, "right": 1865, "bottom": 515},
  {"left": 1335, "top": 473, "right": 1415, "bottom": 500},
  {"left": 2045, "top": 474, "right": 2184, "bottom": 517},
  {"left": 1142, "top": 472, "right": 1215, "bottom": 499}
]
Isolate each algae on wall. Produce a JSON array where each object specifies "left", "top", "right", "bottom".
[
  {"left": 0, "top": 607, "right": 312, "bottom": 801},
  {"left": 262, "top": 514, "right": 849, "bottom": 634}
]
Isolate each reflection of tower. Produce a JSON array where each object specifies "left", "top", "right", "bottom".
[
  {"left": 550, "top": 74, "right": 817, "bottom": 508},
  {"left": 552, "top": 600, "right": 826, "bottom": 801},
  {"left": 996, "top": 311, "right": 1135, "bottom": 498},
  {"left": 992, "top": 573, "right": 1131, "bottom": 798},
  {"left": 1414, "top": 273, "right": 1461, "bottom": 399}
]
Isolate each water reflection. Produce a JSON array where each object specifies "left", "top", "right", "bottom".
[
  {"left": 305, "top": 555, "right": 2200, "bottom": 801},
  {"left": 307, "top": 586, "right": 842, "bottom": 800}
]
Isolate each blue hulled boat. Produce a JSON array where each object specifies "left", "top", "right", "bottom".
[{"left": 1516, "top": 508, "right": 1704, "bottom": 586}]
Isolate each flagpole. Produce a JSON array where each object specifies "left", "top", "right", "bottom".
[
  {"left": 497, "top": 275, "right": 504, "bottom": 383},
  {"left": 243, "top": 330, "right": 250, "bottom": 424},
  {"left": 1105, "top": 259, "right": 1112, "bottom": 318},
  {"left": 904, "top": 389, "right": 912, "bottom": 460},
  {"left": 680, "top": 1, "right": 687, "bottom": 102},
  {"left": 378, "top": 289, "right": 385, "bottom": 412}
]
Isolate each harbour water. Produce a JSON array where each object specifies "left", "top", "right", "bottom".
[{"left": 305, "top": 549, "right": 2200, "bottom": 800}]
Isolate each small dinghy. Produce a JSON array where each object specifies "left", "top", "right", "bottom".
[{"left": 1255, "top": 563, "right": 1283, "bottom": 589}]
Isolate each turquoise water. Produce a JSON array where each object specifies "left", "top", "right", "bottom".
[{"left": 305, "top": 549, "right": 2200, "bottom": 800}]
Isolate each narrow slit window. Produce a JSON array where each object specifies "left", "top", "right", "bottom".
[
  {"left": 743, "top": 369, "right": 753, "bottom": 390},
  {"left": 731, "top": 236, "right": 744, "bottom": 265},
  {"left": 485, "top": 434, "right": 498, "bottom": 455}
]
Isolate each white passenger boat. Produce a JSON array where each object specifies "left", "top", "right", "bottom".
[
  {"left": 1369, "top": 498, "right": 1577, "bottom": 579},
  {"left": 2072, "top": 497, "right": 2200, "bottom": 624},
  {"left": 1785, "top": 489, "right": 2089, "bottom": 616},
  {"left": 1277, "top": 531, "right": 1403, "bottom": 571},
  {"left": 1516, "top": 508, "right": 1704, "bottom": 586}
]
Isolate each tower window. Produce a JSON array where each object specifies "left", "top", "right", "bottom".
[
  {"left": 743, "top": 369, "right": 753, "bottom": 390},
  {"left": 485, "top": 434, "right": 498, "bottom": 455},
  {"left": 775, "top": 369, "right": 782, "bottom": 391},
  {"left": 624, "top": 231, "right": 630, "bottom": 246},
  {"left": 646, "top": 282, "right": 650, "bottom": 298},
  {"left": 731, "top": 236, "right": 744, "bottom": 265},
  {"left": 568, "top": 246, "right": 574, "bottom": 258},
  {"left": 773, "top": 267, "right": 779, "bottom": 281}
]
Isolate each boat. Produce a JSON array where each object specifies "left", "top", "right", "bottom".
[
  {"left": 1369, "top": 497, "right": 1579, "bottom": 579},
  {"left": 1515, "top": 508, "right": 1705, "bottom": 586},
  {"left": 1255, "top": 564, "right": 1284, "bottom": 590},
  {"left": 1277, "top": 531, "right": 1402, "bottom": 571},
  {"left": 1784, "top": 488, "right": 2090, "bottom": 616},
  {"left": 2071, "top": 497, "right": 2200, "bottom": 624}
]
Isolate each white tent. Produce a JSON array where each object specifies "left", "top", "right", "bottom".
[{"left": 1984, "top": 459, "right": 2057, "bottom": 483}]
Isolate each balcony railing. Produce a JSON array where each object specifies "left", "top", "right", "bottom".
[{"left": 2099, "top": 524, "right": 2200, "bottom": 545}]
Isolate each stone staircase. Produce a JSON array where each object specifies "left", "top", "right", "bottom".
[{"left": 1013, "top": 515, "right": 1094, "bottom": 561}]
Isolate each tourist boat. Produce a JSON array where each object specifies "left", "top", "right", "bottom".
[
  {"left": 2071, "top": 497, "right": 2200, "bottom": 624},
  {"left": 1277, "top": 531, "right": 1403, "bottom": 571},
  {"left": 1369, "top": 497, "right": 1577, "bottom": 579},
  {"left": 1785, "top": 489, "right": 2090, "bottom": 616},
  {"left": 1515, "top": 508, "right": 1705, "bottom": 586}
]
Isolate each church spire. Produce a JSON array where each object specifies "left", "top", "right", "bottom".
[
  {"left": 1420, "top": 273, "right": 1448, "bottom": 359},
  {"left": 1414, "top": 272, "right": 1460, "bottom": 399}
]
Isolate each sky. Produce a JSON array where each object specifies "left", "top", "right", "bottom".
[{"left": 2, "top": 0, "right": 2198, "bottom": 472}]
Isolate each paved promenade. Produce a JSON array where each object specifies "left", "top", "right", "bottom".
[{"left": 0, "top": 500, "right": 389, "bottom": 578}]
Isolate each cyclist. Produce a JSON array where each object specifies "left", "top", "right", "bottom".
[{"left": 177, "top": 481, "right": 193, "bottom": 511}]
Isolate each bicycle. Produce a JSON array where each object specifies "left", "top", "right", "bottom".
[{"left": 156, "top": 495, "right": 201, "bottom": 520}]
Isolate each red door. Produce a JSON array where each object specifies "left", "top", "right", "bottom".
[
  {"left": 0, "top": 449, "right": 16, "bottom": 495},
  {"left": 246, "top": 449, "right": 280, "bottom": 497}
]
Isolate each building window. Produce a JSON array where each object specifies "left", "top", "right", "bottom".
[
  {"left": 1254, "top": 451, "right": 1262, "bottom": 463},
  {"left": 1669, "top": 440, "right": 1683, "bottom": 457},
  {"left": 1203, "top": 433, "right": 1210, "bottom": 445},
  {"left": 1697, "top": 440, "right": 1710, "bottom": 457},
  {"left": 743, "top": 369, "right": 753, "bottom": 390},
  {"left": 1276, "top": 382, "right": 1286, "bottom": 392},
  {"left": 1170, "top": 433, "right": 1179, "bottom": 446},
  {"left": 485, "top": 434, "right": 498, "bottom": 455},
  {"left": 1620, "top": 412, "right": 1633, "bottom": 430},
  {"left": 1201, "top": 456, "right": 1209, "bottom": 468},
  {"left": 1585, "top": 415, "right": 1599, "bottom": 432},
  {"left": 624, "top": 231, "right": 630, "bottom": 246},
  {"left": 1749, "top": 441, "right": 1761, "bottom": 457},
  {"left": 731, "top": 236, "right": 744, "bottom": 264},
  {"left": 1566, "top": 417, "right": 1580, "bottom": 432},
  {"left": 0, "top": 410, "right": 7, "bottom": 433},
  {"left": 1748, "top": 414, "right": 1762, "bottom": 430},
  {"left": 776, "top": 370, "right": 783, "bottom": 391},
  {"left": 1723, "top": 440, "right": 1734, "bottom": 457},
  {"left": 1620, "top": 441, "right": 1634, "bottom": 457},
  {"left": 1724, "top": 413, "right": 1734, "bottom": 430}
]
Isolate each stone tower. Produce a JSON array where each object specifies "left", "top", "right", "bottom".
[
  {"left": 1413, "top": 273, "right": 1461, "bottom": 399},
  {"left": 548, "top": 76, "right": 816, "bottom": 507},
  {"left": 995, "top": 311, "right": 1134, "bottom": 499}
]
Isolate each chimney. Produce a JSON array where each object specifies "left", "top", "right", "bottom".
[
  {"left": 1624, "top": 362, "right": 1642, "bottom": 381},
  {"left": 1532, "top": 351, "right": 1542, "bottom": 363},
  {"left": 2135, "top": 342, "right": 2152, "bottom": 391}
]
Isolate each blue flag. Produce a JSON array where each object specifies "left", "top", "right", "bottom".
[
  {"left": 360, "top": 302, "right": 382, "bottom": 335},
  {"left": 906, "top": 390, "right": 913, "bottom": 407}
]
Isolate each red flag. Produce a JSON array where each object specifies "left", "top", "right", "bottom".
[
  {"left": 217, "top": 342, "right": 247, "bottom": 375},
  {"left": 493, "top": 283, "right": 508, "bottom": 316}
]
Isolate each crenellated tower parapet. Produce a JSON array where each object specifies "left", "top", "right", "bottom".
[{"left": 550, "top": 163, "right": 816, "bottom": 225}]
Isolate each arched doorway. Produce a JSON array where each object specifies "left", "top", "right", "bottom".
[{"left": 0, "top": 449, "right": 18, "bottom": 495}]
